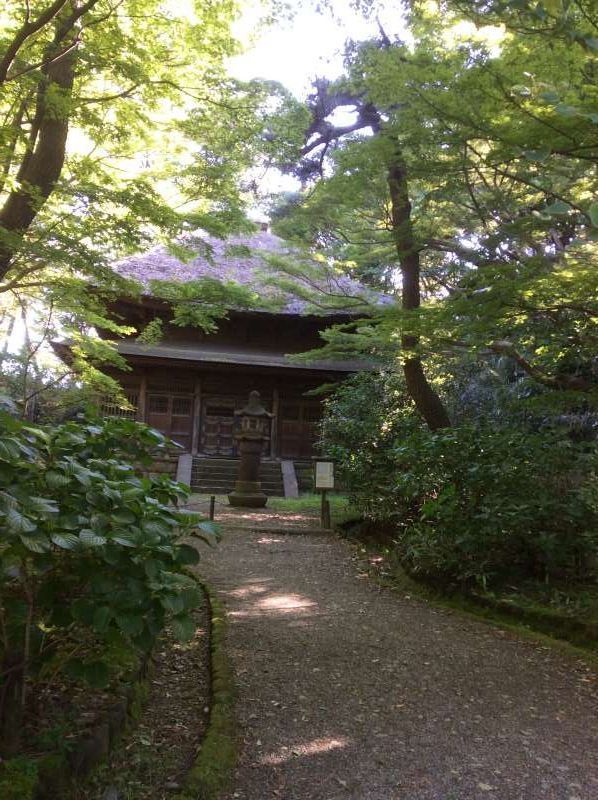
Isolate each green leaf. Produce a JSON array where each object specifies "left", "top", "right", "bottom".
[
  {"left": 589, "top": 203, "right": 598, "bottom": 227},
  {"left": 82, "top": 660, "right": 110, "bottom": 689},
  {"left": 544, "top": 200, "right": 570, "bottom": 215},
  {"left": 112, "top": 510, "right": 137, "bottom": 524},
  {"left": 175, "top": 544, "right": 200, "bottom": 565},
  {"left": 6, "top": 508, "right": 36, "bottom": 533},
  {"left": 19, "top": 534, "right": 50, "bottom": 553},
  {"left": 180, "top": 587, "right": 201, "bottom": 610},
  {"left": 29, "top": 496, "right": 59, "bottom": 515},
  {"left": 45, "top": 471, "right": 71, "bottom": 488},
  {"left": 111, "top": 534, "right": 137, "bottom": 547},
  {"left": 144, "top": 559, "right": 161, "bottom": 579},
  {"left": 160, "top": 593, "right": 185, "bottom": 614},
  {"left": 523, "top": 148, "right": 551, "bottom": 162},
  {"left": 554, "top": 103, "right": 578, "bottom": 117},
  {"left": 93, "top": 606, "right": 112, "bottom": 632},
  {"left": 172, "top": 614, "right": 196, "bottom": 642},
  {"left": 65, "top": 658, "right": 85, "bottom": 681},
  {"left": 141, "top": 520, "right": 169, "bottom": 537},
  {"left": 116, "top": 614, "right": 144, "bottom": 637},
  {"left": 72, "top": 599, "right": 96, "bottom": 625},
  {"left": 79, "top": 530, "right": 107, "bottom": 547},
  {"left": 50, "top": 533, "right": 81, "bottom": 550},
  {"left": 538, "top": 90, "right": 559, "bottom": 104},
  {"left": 197, "top": 519, "right": 219, "bottom": 535}
]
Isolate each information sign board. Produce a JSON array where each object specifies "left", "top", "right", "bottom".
[{"left": 314, "top": 460, "right": 334, "bottom": 490}]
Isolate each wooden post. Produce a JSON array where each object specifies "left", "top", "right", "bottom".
[
  {"left": 209, "top": 495, "right": 215, "bottom": 521},
  {"left": 315, "top": 459, "right": 334, "bottom": 529},
  {"left": 320, "top": 488, "right": 330, "bottom": 529},
  {"left": 191, "top": 375, "right": 202, "bottom": 455},
  {"left": 137, "top": 370, "right": 147, "bottom": 422},
  {"left": 270, "top": 386, "right": 279, "bottom": 458}
]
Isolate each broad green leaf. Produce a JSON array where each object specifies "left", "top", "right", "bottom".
[
  {"left": 29, "top": 496, "right": 59, "bottom": 515},
  {"left": 79, "top": 530, "right": 107, "bottom": 547},
  {"left": 0, "top": 438, "right": 22, "bottom": 461},
  {"left": 144, "top": 559, "right": 161, "bottom": 579},
  {"left": 544, "top": 200, "right": 570, "bottom": 215},
  {"left": 6, "top": 508, "right": 36, "bottom": 533},
  {"left": 19, "top": 534, "right": 50, "bottom": 553},
  {"left": 72, "top": 599, "right": 96, "bottom": 625},
  {"left": 172, "top": 615, "right": 196, "bottom": 642},
  {"left": 112, "top": 510, "right": 136, "bottom": 524},
  {"left": 82, "top": 661, "right": 110, "bottom": 689},
  {"left": 554, "top": 103, "right": 578, "bottom": 117},
  {"left": 198, "top": 519, "right": 219, "bottom": 537},
  {"left": 589, "top": 203, "right": 598, "bottom": 227},
  {"left": 116, "top": 614, "right": 144, "bottom": 637},
  {"left": 539, "top": 90, "right": 560, "bottom": 103},
  {"left": 176, "top": 544, "right": 200, "bottom": 565},
  {"left": 112, "top": 534, "right": 137, "bottom": 547},
  {"left": 45, "top": 471, "right": 70, "bottom": 489},
  {"left": 50, "top": 533, "right": 81, "bottom": 550},
  {"left": 160, "top": 593, "right": 185, "bottom": 614},
  {"left": 523, "top": 148, "right": 551, "bottom": 162},
  {"left": 180, "top": 587, "right": 201, "bottom": 610},
  {"left": 93, "top": 606, "right": 112, "bottom": 632}
]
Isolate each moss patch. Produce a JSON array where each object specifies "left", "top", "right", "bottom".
[
  {"left": 175, "top": 586, "right": 237, "bottom": 800},
  {"left": 0, "top": 756, "right": 38, "bottom": 800}
]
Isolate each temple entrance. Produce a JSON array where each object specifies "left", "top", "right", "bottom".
[
  {"left": 279, "top": 400, "right": 321, "bottom": 459},
  {"left": 201, "top": 397, "right": 237, "bottom": 456}
]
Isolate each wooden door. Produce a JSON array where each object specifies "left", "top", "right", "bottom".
[
  {"left": 280, "top": 401, "right": 321, "bottom": 459},
  {"left": 146, "top": 394, "right": 193, "bottom": 451},
  {"left": 201, "top": 398, "right": 236, "bottom": 456}
]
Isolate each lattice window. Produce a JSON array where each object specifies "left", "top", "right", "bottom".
[
  {"left": 148, "top": 395, "right": 168, "bottom": 414},
  {"left": 100, "top": 391, "right": 138, "bottom": 420},
  {"left": 172, "top": 397, "right": 192, "bottom": 416}
]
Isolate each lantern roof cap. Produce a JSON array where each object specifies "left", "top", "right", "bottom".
[{"left": 235, "top": 390, "right": 274, "bottom": 418}]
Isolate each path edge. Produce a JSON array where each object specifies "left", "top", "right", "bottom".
[{"left": 176, "top": 579, "right": 237, "bottom": 800}]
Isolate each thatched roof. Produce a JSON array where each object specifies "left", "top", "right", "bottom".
[{"left": 114, "top": 229, "right": 392, "bottom": 316}]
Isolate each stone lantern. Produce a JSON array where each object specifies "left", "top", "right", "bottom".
[{"left": 228, "top": 391, "right": 273, "bottom": 508}]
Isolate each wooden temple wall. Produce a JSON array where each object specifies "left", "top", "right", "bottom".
[{"left": 109, "top": 365, "right": 325, "bottom": 459}]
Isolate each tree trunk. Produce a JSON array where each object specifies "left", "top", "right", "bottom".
[
  {"left": 0, "top": 648, "right": 24, "bottom": 757},
  {"left": 0, "top": 22, "right": 77, "bottom": 282},
  {"left": 386, "top": 153, "right": 451, "bottom": 430}
]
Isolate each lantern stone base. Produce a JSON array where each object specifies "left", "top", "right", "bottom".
[{"left": 228, "top": 480, "right": 268, "bottom": 508}]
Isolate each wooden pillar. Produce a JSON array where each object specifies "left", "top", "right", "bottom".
[
  {"left": 137, "top": 370, "right": 147, "bottom": 422},
  {"left": 270, "top": 386, "right": 279, "bottom": 458},
  {"left": 191, "top": 374, "right": 202, "bottom": 455}
]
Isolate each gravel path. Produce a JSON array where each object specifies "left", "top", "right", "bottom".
[{"left": 198, "top": 514, "right": 598, "bottom": 800}]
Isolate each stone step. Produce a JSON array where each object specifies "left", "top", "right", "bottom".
[
  {"left": 191, "top": 458, "right": 284, "bottom": 496},
  {"left": 192, "top": 464, "right": 282, "bottom": 474},
  {"left": 190, "top": 484, "right": 283, "bottom": 497}
]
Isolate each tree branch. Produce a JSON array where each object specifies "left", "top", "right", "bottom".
[
  {"left": 489, "top": 339, "right": 593, "bottom": 391},
  {"left": 0, "top": 0, "right": 70, "bottom": 84}
]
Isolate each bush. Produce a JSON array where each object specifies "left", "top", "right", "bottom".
[
  {"left": 323, "top": 373, "right": 598, "bottom": 589},
  {"left": 0, "top": 414, "right": 214, "bottom": 756}
]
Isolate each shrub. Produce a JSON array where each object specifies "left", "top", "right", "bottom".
[
  {"left": 323, "top": 374, "right": 598, "bottom": 589},
  {"left": 0, "top": 414, "right": 214, "bottom": 756}
]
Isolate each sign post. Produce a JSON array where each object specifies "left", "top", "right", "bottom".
[{"left": 314, "top": 459, "right": 335, "bottom": 529}]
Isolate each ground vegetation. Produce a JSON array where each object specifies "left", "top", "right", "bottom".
[{"left": 0, "top": 412, "right": 215, "bottom": 766}]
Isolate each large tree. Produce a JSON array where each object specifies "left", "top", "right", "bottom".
[
  {"left": 270, "top": 0, "right": 597, "bottom": 424},
  {"left": 0, "top": 2, "right": 263, "bottom": 335}
]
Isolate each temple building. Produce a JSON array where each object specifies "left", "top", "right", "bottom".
[{"left": 55, "top": 227, "right": 388, "bottom": 493}]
